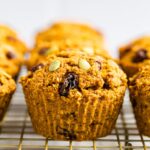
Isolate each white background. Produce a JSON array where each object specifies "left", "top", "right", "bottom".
[{"left": 0, "top": 0, "right": 149, "bottom": 57}]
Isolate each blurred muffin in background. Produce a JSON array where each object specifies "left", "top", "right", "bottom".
[
  {"left": 0, "top": 25, "right": 27, "bottom": 77},
  {"left": 35, "top": 21, "right": 104, "bottom": 48},
  {"left": 129, "top": 65, "right": 150, "bottom": 136},
  {"left": 119, "top": 36, "right": 150, "bottom": 77},
  {"left": 27, "top": 21, "right": 112, "bottom": 69}
]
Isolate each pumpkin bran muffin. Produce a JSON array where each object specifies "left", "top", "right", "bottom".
[
  {"left": 119, "top": 36, "right": 150, "bottom": 77},
  {"left": 0, "top": 69, "right": 16, "bottom": 120},
  {"left": 21, "top": 53, "right": 127, "bottom": 140},
  {"left": 129, "top": 65, "right": 150, "bottom": 136}
]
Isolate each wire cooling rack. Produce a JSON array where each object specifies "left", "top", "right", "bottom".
[{"left": 0, "top": 67, "right": 150, "bottom": 150}]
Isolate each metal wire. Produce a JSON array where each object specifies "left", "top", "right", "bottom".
[{"left": 0, "top": 68, "right": 149, "bottom": 150}]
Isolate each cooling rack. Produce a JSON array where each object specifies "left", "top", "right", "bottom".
[{"left": 0, "top": 67, "right": 150, "bottom": 150}]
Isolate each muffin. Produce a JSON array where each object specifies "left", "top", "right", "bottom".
[
  {"left": 129, "top": 65, "right": 150, "bottom": 136},
  {"left": 21, "top": 53, "right": 127, "bottom": 140},
  {"left": 35, "top": 21, "right": 104, "bottom": 48},
  {"left": 119, "top": 36, "right": 150, "bottom": 77},
  {"left": 27, "top": 40, "right": 110, "bottom": 70},
  {"left": 0, "top": 69, "right": 16, "bottom": 120}
]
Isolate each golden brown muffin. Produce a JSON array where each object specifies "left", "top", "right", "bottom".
[
  {"left": 35, "top": 21, "right": 104, "bottom": 48},
  {"left": 119, "top": 36, "right": 150, "bottom": 77},
  {"left": 0, "top": 69, "right": 16, "bottom": 120},
  {"left": 21, "top": 53, "right": 127, "bottom": 140},
  {"left": 129, "top": 65, "right": 150, "bottom": 136},
  {"left": 27, "top": 40, "right": 110, "bottom": 70}
]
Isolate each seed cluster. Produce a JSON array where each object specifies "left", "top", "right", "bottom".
[{"left": 48, "top": 58, "right": 91, "bottom": 72}]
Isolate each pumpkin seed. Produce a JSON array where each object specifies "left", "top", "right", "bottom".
[
  {"left": 49, "top": 60, "right": 61, "bottom": 72},
  {"left": 79, "top": 59, "right": 91, "bottom": 70}
]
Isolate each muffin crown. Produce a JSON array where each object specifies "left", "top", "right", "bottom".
[{"left": 22, "top": 53, "right": 127, "bottom": 101}]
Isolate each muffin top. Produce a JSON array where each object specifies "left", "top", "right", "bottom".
[
  {"left": 119, "top": 36, "right": 150, "bottom": 58},
  {"left": 22, "top": 53, "right": 127, "bottom": 101},
  {"left": 0, "top": 25, "right": 17, "bottom": 38},
  {"left": 0, "top": 69, "right": 16, "bottom": 96},
  {"left": 35, "top": 21, "right": 103, "bottom": 45},
  {"left": 51, "top": 22, "right": 102, "bottom": 35},
  {"left": 119, "top": 36, "right": 150, "bottom": 75},
  {"left": 129, "top": 65, "right": 150, "bottom": 99}
]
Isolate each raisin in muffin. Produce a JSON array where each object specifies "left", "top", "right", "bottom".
[
  {"left": 21, "top": 53, "right": 127, "bottom": 140},
  {"left": 35, "top": 21, "right": 104, "bottom": 48},
  {"left": 0, "top": 42, "right": 24, "bottom": 77},
  {"left": 27, "top": 40, "right": 110, "bottom": 70},
  {"left": 129, "top": 65, "right": 150, "bottom": 136},
  {"left": 119, "top": 36, "right": 150, "bottom": 77},
  {"left": 0, "top": 69, "right": 16, "bottom": 120}
]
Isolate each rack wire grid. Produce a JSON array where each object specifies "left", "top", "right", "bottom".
[{"left": 0, "top": 67, "right": 150, "bottom": 150}]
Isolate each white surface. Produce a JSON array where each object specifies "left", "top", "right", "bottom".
[{"left": 0, "top": 0, "right": 150, "bottom": 57}]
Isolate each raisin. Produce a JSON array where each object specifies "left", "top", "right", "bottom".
[
  {"left": 57, "top": 126, "right": 77, "bottom": 140},
  {"left": 58, "top": 72, "right": 79, "bottom": 96},
  {"left": 30, "top": 63, "right": 44, "bottom": 72},
  {"left": 120, "top": 46, "right": 131, "bottom": 58},
  {"left": 38, "top": 47, "right": 49, "bottom": 55},
  {"left": 95, "top": 60, "right": 101, "bottom": 70},
  {"left": 132, "top": 99, "right": 137, "bottom": 108},
  {"left": 7, "top": 36, "right": 17, "bottom": 42},
  {"left": 6, "top": 51, "right": 16, "bottom": 59},
  {"left": 132, "top": 49, "right": 148, "bottom": 63},
  {"left": 85, "top": 85, "right": 98, "bottom": 90},
  {"left": 103, "top": 80, "right": 110, "bottom": 89},
  {"left": 0, "top": 81, "right": 3, "bottom": 86}
]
